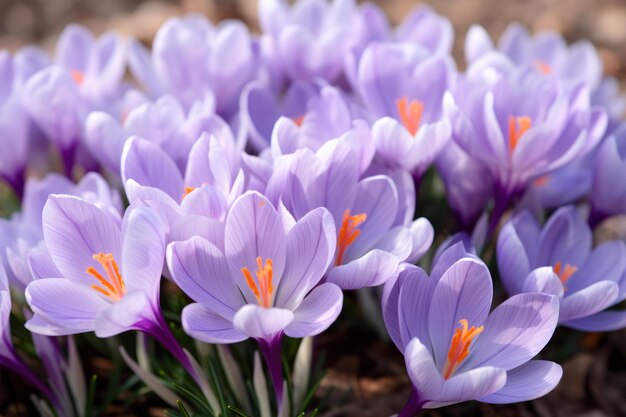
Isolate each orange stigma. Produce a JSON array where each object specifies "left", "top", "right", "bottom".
[
  {"left": 533, "top": 60, "right": 553, "bottom": 75},
  {"left": 71, "top": 70, "right": 85, "bottom": 86},
  {"left": 553, "top": 261, "right": 577, "bottom": 285},
  {"left": 508, "top": 116, "right": 532, "bottom": 152},
  {"left": 292, "top": 115, "right": 305, "bottom": 127},
  {"left": 533, "top": 175, "right": 550, "bottom": 187},
  {"left": 335, "top": 209, "right": 367, "bottom": 266},
  {"left": 86, "top": 253, "right": 126, "bottom": 301},
  {"left": 181, "top": 186, "right": 197, "bottom": 201},
  {"left": 396, "top": 96, "right": 424, "bottom": 136},
  {"left": 242, "top": 257, "right": 274, "bottom": 308},
  {"left": 442, "top": 319, "right": 484, "bottom": 380}
]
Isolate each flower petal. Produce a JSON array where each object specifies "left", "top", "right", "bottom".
[
  {"left": 276, "top": 208, "right": 336, "bottom": 310},
  {"left": 463, "top": 293, "right": 559, "bottom": 371},
  {"left": 480, "top": 360, "right": 562, "bottom": 404},
  {"left": 559, "top": 281, "right": 619, "bottom": 322},
  {"left": 285, "top": 283, "right": 343, "bottom": 338},
  {"left": 182, "top": 303, "right": 247, "bottom": 344},
  {"left": 94, "top": 290, "right": 151, "bottom": 337},
  {"left": 26, "top": 278, "right": 107, "bottom": 335},
  {"left": 326, "top": 249, "right": 400, "bottom": 290},
  {"left": 43, "top": 195, "right": 122, "bottom": 287},
  {"left": 233, "top": 304, "right": 294, "bottom": 340}
]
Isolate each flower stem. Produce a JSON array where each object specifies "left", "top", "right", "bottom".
[
  {"left": 257, "top": 334, "right": 285, "bottom": 406},
  {"left": 398, "top": 386, "right": 424, "bottom": 417}
]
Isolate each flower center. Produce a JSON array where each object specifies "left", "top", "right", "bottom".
[
  {"left": 86, "top": 253, "right": 126, "bottom": 302},
  {"left": 181, "top": 186, "right": 197, "bottom": 201},
  {"left": 242, "top": 257, "right": 274, "bottom": 308},
  {"left": 335, "top": 209, "right": 367, "bottom": 266},
  {"left": 533, "top": 175, "right": 550, "bottom": 187},
  {"left": 442, "top": 319, "right": 484, "bottom": 380},
  {"left": 508, "top": 116, "right": 532, "bottom": 152},
  {"left": 71, "top": 70, "right": 85, "bottom": 86},
  {"left": 533, "top": 60, "right": 553, "bottom": 75},
  {"left": 553, "top": 261, "right": 577, "bottom": 286},
  {"left": 291, "top": 115, "right": 305, "bottom": 127},
  {"left": 396, "top": 96, "right": 424, "bottom": 136}
]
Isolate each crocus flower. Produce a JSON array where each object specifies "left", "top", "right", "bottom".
[
  {"left": 497, "top": 206, "right": 626, "bottom": 330},
  {"left": 465, "top": 23, "right": 602, "bottom": 92},
  {"left": 167, "top": 191, "right": 343, "bottom": 403},
  {"left": 383, "top": 243, "right": 561, "bottom": 414},
  {"left": 357, "top": 42, "right": 452, "bottom": 181},
  {"left": 446, "top": 59, "right": 606, "bottom": 233},
  {"left": 258, "top": 0, "right": 366, "bottom": 87},
  {"left": 24, "top": 196, "right": 202, "bottom": 384},
  {"left": 590, "top": 123, "right": 626, "bottom": 225},
  {"left": 1, "top": 172, "right": 122, "bottom": 291},
  {"left": 241, "top": 82, "right": 354, "bottom": 152},
  {"left": 0, "top": 52, "right": 30, "bottom": 198},
  {"left": 121, "top": 132, "right": 244, "bottom": 238},
  {"left": 85, "top": 93, "right": 220, "bottom": 174},
  {"left": 128, "top": 14, "right": 256, "bottom": 118},
  {"left": 0, "top": 264, "right": 57, "bottom": 407},
  {"left": 266, "top": 139, "right": 433, "bottom": 290}
]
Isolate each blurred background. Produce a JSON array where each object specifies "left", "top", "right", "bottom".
[
  {"left": 1, "top": 0, "right": 626, "bottom": 87},
  {"left": 1, "top": 1, "right": 626, "bottom": 416}
]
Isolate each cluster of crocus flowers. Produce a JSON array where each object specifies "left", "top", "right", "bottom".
[{"left": 1, "top": 0, "right": 626, "bottom": 415}]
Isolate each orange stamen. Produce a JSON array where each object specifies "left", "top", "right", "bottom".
[
  {"left": 396, "top": 97, "right": 424, "bottom": 136},
  {"left": 533, "top": 60, "right": 553, "bottom": 75},
  {"left": 86, "top": 253, "right": 126, "bottom": 301},
  {"left": 335, "top": 209, "right": 367, "bottom": 266},
  {"left": 508, "top": 116, "right": 532, "bottom": 152},
  {"left": 181, "top": 186, "right": 197, "bottom": 201},
  {"left": 241, "top": 257, "right": 274, "bottom": 308},
  {"left": 71, "top": 70, "right": 85, "bottom": 86},
  {"left": 533, "top": 175, "right": 550, "bottom": 187},
  {"left": 553, "top": 261, "right": 577, "bottom": 285},
  {"left": 442, "top": 319, "right": 484, "bottom": 380},
  {"left": 292, "top": 115, "right": 305, "bottom": 127}
]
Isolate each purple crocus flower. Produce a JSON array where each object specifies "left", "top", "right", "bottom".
[
  {"left": 24, "top": 196, "right": 202, "bottom": 384},
  {"left": 128, "top": 14, "right": 256, "bottom": 118},
  {"left": 590, "top": 123, "right": 626, "bottom": 225},
  {"left": 266, "top": 139, "right": 433, "bottom": 289},
  {"left": 357, "top": 42, "right": 452, "bottom": 181},
  {"left": 466, "top": 23, "right": 602, "bottom": 91},
  {"left": 85, "top": 93, "right": 221, "bottom": 174},
  {"left": 167, "top": 191, "right": 343, "bottom": 403},
  {"left": 241, "top": 81, "right": 354, "bottom": 152},
  {"left": 435, "top": 141, "right": 493, "bottom": 231},
  {"left": 0, "top": 51, "right": 31, "bottom": 198},
  {"left": 121, "top": 132, "right": 244, "bottom": 237},
  {"left": 0, "top": 264, "right": 57, "bottom": 407},
  {"left": 497, "top": 206, "right": 626, "bottom": 330},
  {"left": 383, "top": 244, "right": 561, "bottom": 414},
  {"left": 446, "top": 59, "right": 607, "bottom": 233},
  {"left": 1, "top": 172, "right": 122, "bottom": 291},
  {"left": 258, "top": 0, "right": 366, "bottom": 88}
]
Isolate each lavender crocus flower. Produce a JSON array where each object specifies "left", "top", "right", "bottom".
[
  {"left": 383, "top": 244, "right": 561, "bottom": 414},
  {"left": 0, "top": 264, "right": 57, "bottom": 407},
  {"left": 446, "top": 60, "right": 607, "bottom": 233},
  {"left": 128, "top": 14, "right": 256, "bottom": 118},
  {"left": 357, "top": 42, "right": 452, "bottom": 181},
  {"left": 241, "top": 82, "right": 354, "bottom": 152},
  {"left": 498, "top": 206, "right": 626, "bottom": 330},
  {"left": 167, "top": 191, "right": 343, "bottom": 403},
  {"left": 590, "top": 124, "right": 626, "bottom": 224},
  {"left": 466, "top": 23, "right": 602, "bottom": 92},
  {"left": 259, "top": 0, "right": 366, "bottom": 87},
  {"left": 121, "top": 132, "right": 244, "bottom": 237},
  {"left": 85, "top": 93, "right": 220, "bottom": 174},
  {"left": 266, "top": 139, "right": 433, "bottom": 289},
  {"left": 1, "top": 172, "right": 122, "bottom": 291},
  {"left": 0, "top": 52, "right": 30, "bottom": 198},
  {"left": 24, "top": 196, "right": 202, "bottom": 384}
]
